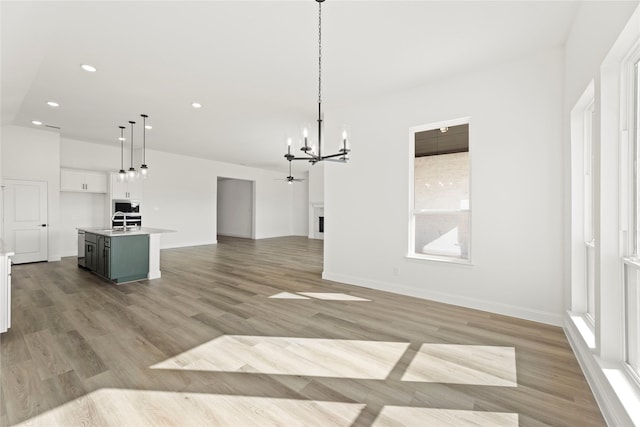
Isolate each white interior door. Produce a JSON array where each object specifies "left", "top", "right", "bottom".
[{"left": 3, "top": 180, "right": 48, "bottom": 264}]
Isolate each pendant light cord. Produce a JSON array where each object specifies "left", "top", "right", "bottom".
[
  {"left": 120, "top": 127, "right": 124, "bottom": 170},
  {"left": 129, "top": 121, "right": 135, "bottom": 169},
  {"left": 141, "top": 114, "right": 147, "bottom": 164}
]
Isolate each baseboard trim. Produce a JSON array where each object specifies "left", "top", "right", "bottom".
[
  {"left": 162, "top": 240, "right": 217, "bottom": 249},
  {"left": 564, "top": 313, "right": 635, "bottom": 427},
  {"left": 217, "top": 232, "right": 252, "bottom": 239},
  {"left": 321, "top": 271, "right": 563, "bottom": 326}
]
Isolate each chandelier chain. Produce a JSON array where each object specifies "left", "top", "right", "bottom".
[{"left": 318, "top": 0, "right": 322, "bottom": 105}]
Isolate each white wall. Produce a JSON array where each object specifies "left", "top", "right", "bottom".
[
  {"left": 292, "top": 171, "right": 309, "bottom": 236},
  {"left": 564, "top": 2, "right": 638, "bottom": 110},
  {"left": 308, "top": 163, "right": 324, "bottom": 239},
  {"left": 217, "top": 178, "right": 253, "bottom": 238},
  {"left": 0, "top": 136, "right": 3, "bottom": 240},
  {"left": 323, "top": 48, "right": 565, "bottom": 325},
  {"left": 60, "top": 138, "right": 300, "bottom": 250},
  {"left": 1, "top": 125, "right": 61, "bottom": 261}
]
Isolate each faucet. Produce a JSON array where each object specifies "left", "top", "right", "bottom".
[{"left": 111, "top": 211, "right": 126, "bottom": 229}]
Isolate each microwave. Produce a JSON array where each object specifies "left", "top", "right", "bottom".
[
  {"left": 112, "top": 200, "right": 142, "bottom": 228},
  {"left": 113, "top": 200, "right": 140, "bottom": 214}
]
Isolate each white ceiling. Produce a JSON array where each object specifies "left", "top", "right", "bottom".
[{"left": 1, "top": 1, "right": 581, "bottom": 174}]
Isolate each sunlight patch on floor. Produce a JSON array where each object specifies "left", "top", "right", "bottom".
[
  {"left": 269, "top": 292, "right": 311, "bottom": 299},
  {"left": 151, "top": 335, "right": 409, "bottom": 379},
  {"left": 372, "top": 406, "right": 518, "bottom": 427},
  {"left": 297, "top": 292, "right": 371, "bottom": 301},
  {"left": 14, "top": 389, "right": 366, "bottom": 427},
  {"left": 268, "top": 292, "right": 371, "bottom": 301},
  {"left": 401, "top": 344, "right": 517, "bottom": 386}
]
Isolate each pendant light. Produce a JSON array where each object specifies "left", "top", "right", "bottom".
[
  {"left": 283, "top": 0, "right": 350, "bottom": 169},
  {"left": 128, "top": 120, "right": 137, "bottom": 180},
  {"left": 118, "top": 126, "right": 126, "bottom": 182},
  {"left": 140, "top": 114, "right": 149, "bottom": 178}
]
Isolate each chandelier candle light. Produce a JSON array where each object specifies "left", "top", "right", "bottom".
[{"left": 284, "top": 0, "right": 350, "bottom": 170}]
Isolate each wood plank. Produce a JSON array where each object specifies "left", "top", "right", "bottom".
[{"left": 1, "top": 236, "right": 605, "bottom": 426}]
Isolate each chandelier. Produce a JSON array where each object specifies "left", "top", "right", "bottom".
[{"left": 284, "top": 0, "right": 350, "bottom": 168}]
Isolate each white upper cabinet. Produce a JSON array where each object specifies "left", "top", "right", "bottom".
[
  {"left": 60, "top": 169, "right": 108, "bottom": 193},
  {"left": 110, "top": 173, "right": 143, "bottom": 200}
]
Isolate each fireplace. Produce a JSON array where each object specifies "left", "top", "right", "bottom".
[{"left": 310, "top": 203, "right": 324, "bottom": 240}]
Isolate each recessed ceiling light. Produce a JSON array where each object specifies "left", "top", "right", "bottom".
[
  {"left": 191, "top": 102, "right": 202, "bottom": 109},
  {"left": 145, "top": 125, "right": 152, "bottom": 130},
  {"left": 32, "top": 120, "right": 43, "bottom": 126},
  {"left": 46, "top": 101, "right": 59, "bottom": 107},
  {"left": 81, "top": 64, "right": 97, "bottom": 72}
]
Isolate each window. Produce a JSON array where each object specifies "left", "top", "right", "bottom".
[
  {"left": 627, "top": 59, "right": 640, "bottom": 378},
  {"left": 584, "top": 99, "right": 596, "bottom": 326},
  {"left": 410, "top": 121, "right": 470, "bottom": 262},
  {"left": 625, "top": 264, "right": 640, "bottom": 377},
  {"left": 633, "top": 60, "right": 640, "bottom": 258},
  {"left": 570, "top": 81, "right": 595, "bottom": 336}
]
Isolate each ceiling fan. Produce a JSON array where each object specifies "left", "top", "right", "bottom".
[{"left": 277, "top": 162, "right": 305, "bottom": 184}]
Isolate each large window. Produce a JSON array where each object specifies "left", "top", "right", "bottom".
[
  {"left": 627, "top": 59, "right": 640, "bottom": 378},
  {"left": 625, "top": 265, "right": 640, "bottom": 377},
  {"left": 410, "top": 121, "right": 470, "bottom": 262},
  {"left": 584, "top": 99, "right": 596, "bottom": 326}
]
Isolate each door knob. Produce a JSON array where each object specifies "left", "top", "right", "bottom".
[{"left": 41, "top": 224, "right": 47, "bottom": 227}]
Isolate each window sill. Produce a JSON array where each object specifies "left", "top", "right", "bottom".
[
  {"left": 569, "top": 313, "right": 596, "bottom": 349},
  {"left": 602, "top": 364, "right": 640, "bottom": 424},
  {"left": 406, "top": 253, "right": 473, "bottom": 266},
  {"left": 623, "top": 257, "right": 640, "bottom": 269},
  {"left": 567, "top": 313, "right": 640, "bottom": 425}
]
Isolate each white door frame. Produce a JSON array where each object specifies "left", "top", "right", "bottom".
[{"left": 3, "top": 179, "right": 49, "bottom": 264}]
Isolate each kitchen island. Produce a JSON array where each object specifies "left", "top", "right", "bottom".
[{"left": 78, "top": 227, "right": 173, "bottom": 283}]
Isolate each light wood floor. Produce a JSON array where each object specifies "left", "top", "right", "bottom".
[{"left": 0, "top": 236, "right": 604, "bottom": 426}]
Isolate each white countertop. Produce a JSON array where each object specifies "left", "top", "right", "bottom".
[
  {"left": 0, "top": 239, "right": 15, "bottom": 257},
  {"left": 77, "top": 227, "right": 175, "bottom": 237}
]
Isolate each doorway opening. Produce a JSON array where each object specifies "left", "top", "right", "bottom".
[{"left": 216, "top": 177, "right": 255, "bottom": 239}]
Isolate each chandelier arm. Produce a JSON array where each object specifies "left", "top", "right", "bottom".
[
  {"left": 285, "top": 152, "right": 317, "bottom": 161},
  {"left": 288, "top": 156, "right": 320, "bottom": 162},
  {"left": 319, "top": 152, "right": 348, "bottom": 160},
  {"left": 290, "top": 150, "right": 317, "bottom": 159}
]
